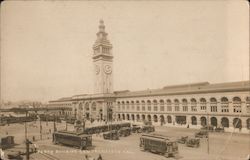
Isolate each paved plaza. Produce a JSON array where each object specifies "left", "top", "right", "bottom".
[{"left": 1, "top": 122, "right": 249, "bottom": 160}]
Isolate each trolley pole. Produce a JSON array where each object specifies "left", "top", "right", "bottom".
[
  {"left": 207, "top": 112, "right": 210, "bottom": 155},
  {"left": 65, "top": 114, "right": 68, "bottom": 131},
  {"left": 39, "top": 116, "right": 42, "bottom": 140},
  {"left": 25, "top": 110, "right": 28, "bottom": 140},
  {"left": 53, "top": 114, "right": 57, "bottom": 132},
  {"left": 26, "top": 139, "right": 30, "bottom": 160}
]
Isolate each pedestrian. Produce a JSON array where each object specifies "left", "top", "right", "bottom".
[
  {"left": 0, "top": 148, "right": 5, "bottom": 160},
  {"left": 97, "top": 154, "right": 102, "bottom": 160}
]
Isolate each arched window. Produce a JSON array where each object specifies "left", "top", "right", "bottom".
[
  {"left": 160, "top": 100, "right": 164, "bottom": 111},
  {"left": 147, "top": 100, "right": 151, "bottom": 111},
  {"left": 191, "top": 98, "right": 197, "bottom": 112},
  {"left": 121, "top": 101, "right": 125, "bottom": 110},
  {"left": 85, "top": 102, "right": 89, "bottom": 111},
  {"left": 221, "top": 117, "right": 229, "bottom": 128},
  {"left": 131, "top": 101, "right": 135, "bottom": 110},
  {"left": 174, "top": 99, "right": 180, "bottom": 111},
  {"left": 211, "top": 117, "right": 217, "bottom": 127},
  {"left": 92, "top": 102, "right": 96, "bottom": 111},
  {"left": 136, "top": 101, "right": 140, "bottom": 111},
  {"left": 191, "top": 116, "right": 197, "bottom": 125},
  {"left": 221, "top": 97, "right": 229, "bottom": 112},
  {"left": 247, "top": 118, "right": 250, "bottom": 129},
  {"left": 141, "top": 100, "right": 146, "bottom": 111},
  {"left": 210, "top": 98, "right": 217, "bottom": 112},
  {"left": 136, "top": 114, "right": 140, "bottom": 121},
  {"left": 117, "top": 102, "right": 121, "bottom": 111},
  {"left": 182, "top": 99, "right": 188, "bottom": 112},
  {"left": 153, "top": 115, "right": 158, "bottom": 122},
  {"left": 200, "top": 117, "right": 207, "bottom": 126},
  {"left": 246, "top": 97, "right": 250, "bottom": 113},
  {"left": 167, "top": 115, "right": 172, "bottom": 123},
  {"left": 233, "top": 118, "right": 242, "bottom": 128},
  {"left": 126, "top": 101, "right": 130, "bottom": 110},
  {"left": 200, "top": 98, "right": 207, "bottom": 111},
  {"left": 79, "top": 103, "right": 83, "bottom": 110},
  {"left": 233, "top": 97, "right": 241, "bottom": 113},
  {"left": 167, "top": 100, "right": 172, "bottom": 111},
  {"left": 153, "top": 100, "right": 158, "bottom": 111}
]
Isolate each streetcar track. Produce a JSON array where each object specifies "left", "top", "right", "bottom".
[{"left": 38, "top": 152, "right": 61, "bottom": 160}]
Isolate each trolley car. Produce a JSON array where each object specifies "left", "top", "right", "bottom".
[
  {"left": 0, "top": 136, "right": 15, "bottom": 149},
  {"left": 140, "top": 134, "right": 178, "bottom": 158},
  {"left": 52, "top": 131, "right": 92, "bottom": 150}
]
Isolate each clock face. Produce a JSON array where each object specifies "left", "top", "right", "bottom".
[
  {"left": 95, "top": 65, "right": 100, "bottom": 74},
  {"left": 104, "top": 65, "right": 112, "bottom": 74}
]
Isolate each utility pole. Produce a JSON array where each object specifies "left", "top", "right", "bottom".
[
  {"left": 53, "top": 114, "right": 57, "bottom": 132},
  {"left": 207, "top": 110, "right": 210, "bottom": 155},
  {"left": 26, "top": 139, "right": 30, "bottom": 160},
  {"left": 25, "top": 110, "right": 28, "bottom": 140},
  {"left": 65, "top": 114, "right": 68, "bottom": 131},
  {"left": 25, "top": 109, "right": 29, "bottom": 160},
  {"left": 39, "top": 116, "right": 42, "bottom": 140}
]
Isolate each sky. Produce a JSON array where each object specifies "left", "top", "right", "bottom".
[{"left": 1, "top": 0, "right": 249, "bottom": 102}]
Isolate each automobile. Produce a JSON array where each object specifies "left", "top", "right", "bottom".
[
  {"left": 143, "top": 120, "right": 152, "bottom": 126},
  {"left": 141, "top": 125, "right": 155, "bottom": 133},
  {"left": 201, "top": 125, "right": 214, "bottom": 132},
  {"left": 131, "top": 125, "right": 142, "bottom": 133},
  {"left": 177, "top": 136, "right": 188, "bottom": 144},
  {"left": 140, "top": 134, "right": 178, "bottom": 158},
  {"left": 214, "top": 127, "right": 224, "bottom": 132},
  {"left": 118, "top": 127, "right": 131, "bottom": 137},
  {"left": 195, "top": 130, "right": 208, "bottom": 138},
  {"left": 103, "top": 130, "right": 119, "bottom": 140},
  {"left": 5, "top": 151, "right": 23, "bottom": 160},
  {"left": 186, "top": 137, "right": 200, "bottom": 148}
]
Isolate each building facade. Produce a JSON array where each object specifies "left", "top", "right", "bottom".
[{"left": 48, "top": 20, "right": 250, "bottom": 133}]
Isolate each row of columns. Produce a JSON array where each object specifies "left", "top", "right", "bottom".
[{"left": 115, "top": 113, "right": 250, "bottom": 130}]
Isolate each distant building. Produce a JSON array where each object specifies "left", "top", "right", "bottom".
[{"left": 49, "top": 20, "right": 250, "bottom": 133}]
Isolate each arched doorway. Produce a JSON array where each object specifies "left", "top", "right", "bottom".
[
  {"left": 108, "top": 108, "right": 113, "bottom": 121},
  {"left": 221, "top": 117, "right": 229, "bottom": 128},
  {"left": 117, "top": 114, "right": 121, "bottom": 120},
  {"left": 131, "top": 114, "right": 135, "bottom": 121},
  {"left": 200, "top": 117, "right": 207, "bottom": 126},
  {"left": 122, "top": 114, "right": 125, "bottom": 120},
  {"left": 211, "top": 117, "right": 217, "bottom": 127},
  {"left": 191, "top": 116, "right": 197, "bottom": 125},
  {"left": 233, "top": 118, "right": 242, "bottom": 128},
  {"left": 160, "top": 115, "right": 165, "bottom": 125},
  {"left": 136, "top": 114, "right": 140, "bottom": 121},
  {"left": 85, "top": 103, "right": 90, "bottom": 120},
  {"left": 167, "top": 115, "right": 172, "bottom": 123},
  {"left": 142, "top": 114, "right": 145, "bottom": 121},
  {"left": 247, "top": 118, "right": 250, "bottom": 129},
  {"left": 99, "top": 109, "right": 103, "bottom": 120},
  {"left": 147, "top": 115, "right": 152, "bottom": 122},
  {"left": 153, "top": 115, "right": 158, "bottom": 122},
  {"left": 126, "top": 114, "right": 130, "bottom": 120}
]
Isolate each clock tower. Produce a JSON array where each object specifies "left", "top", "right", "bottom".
[{"left": 93, "top": 20, "right": 113, "bottom": 94}]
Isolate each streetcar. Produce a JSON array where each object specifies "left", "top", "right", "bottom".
[
  {"left": 0, "top": 136, "right": 15, "bottom": 149},
  {"left": 52, "top": 131, "right": 92, "bottom": 150},
  {"left": 139, "top": 134, "right": 178, "bottom": 158},
  {"left": 103, "top": 130, "right": 119, "bottom": 140}
]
